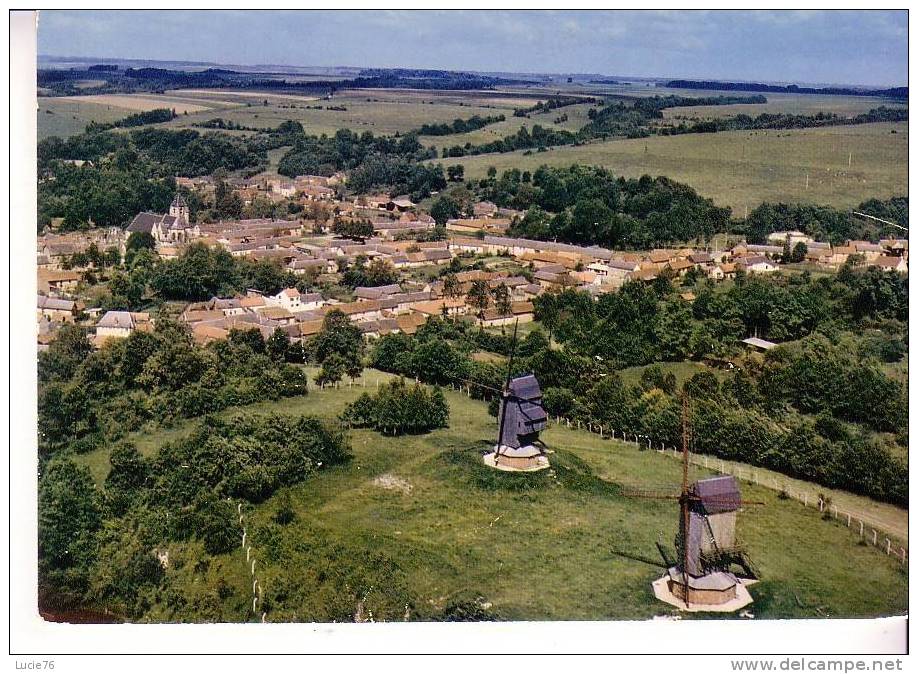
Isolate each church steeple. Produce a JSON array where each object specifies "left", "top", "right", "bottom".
[{"left": 169, "top": 192, "right": 189, "bottom": 224}]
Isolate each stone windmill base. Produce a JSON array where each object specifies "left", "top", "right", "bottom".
[
  {"left": 652, "top": 570, "right": 756, "bottom": 612},
  {"left": 483, "top": 444, "right": 550, "bottom": 472}
]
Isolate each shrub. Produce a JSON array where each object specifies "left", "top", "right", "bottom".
[{"left": 342, "top": 378, "right": 449, "bottom": 435}]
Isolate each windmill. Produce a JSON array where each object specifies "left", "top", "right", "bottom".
[
  {"left": 481, "top": 320, "right": 550, "bottom": 472},
  {"left": 621, "top": 395, "right": 763, "bottom": 610}
]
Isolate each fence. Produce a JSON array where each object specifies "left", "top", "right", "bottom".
[
  {"left": 235, "top": 501, "right": 267, "bottom": 623},
  {"left": 299, "top": 375, "right": 909, "bottom": 565},
  {"left": 546, "top": 415, "right": 909, "bottom": 565}
]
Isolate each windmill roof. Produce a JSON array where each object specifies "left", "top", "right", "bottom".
[
  {"left": 691, "top": 476, "right": 741, "bottom": 514},
  {"left": 509, "top": 374, "right": 542, "bottom": 402}
]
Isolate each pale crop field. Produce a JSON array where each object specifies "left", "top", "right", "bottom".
[
  {"left": 446, "top": 121, "right": 908, "bottom": 214},
  {"left": 69, "top": 94, "right": 220, "bottom": 114}
]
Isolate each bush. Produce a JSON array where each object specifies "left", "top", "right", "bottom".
[{"left": 342, "top": 379, "right": 449, "bottom": 435}]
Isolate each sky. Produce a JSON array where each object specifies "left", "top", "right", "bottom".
[{"left": 36, "top": 10, "right": 908, "bottom": 87}]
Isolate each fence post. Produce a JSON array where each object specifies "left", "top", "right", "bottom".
[
  {"left": 901, "top": 548, "right": 907, "bottom": 563},
  {"left": 803, "top": 494, "right": 808, "bottom": 508},
  {"left": 832, "top": 506, "right": 838, "bottom": 519},
  {"left": 846, "top": 514, "right": 851, "bottom": 527},
  {"left": 859, "top": 521, "right": 864, "bottom": 537},
  {"left": 873, "top": 530, "right": 878, "bottom": 546},
  {"left": 599, "top": 426, "right": 603, "bottom": 438},
  {"left": 886, "top": 539, "right": 891, "bottom": 555}
]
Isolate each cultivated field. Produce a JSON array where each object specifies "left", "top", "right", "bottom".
[
  {"left": 65, "top": 93, "right": 220, "bottom": 114},
  {"left": 447, "top": 122, "right": 908, "bottom": 214},
  {"left": 73, "top": 368, "right": 907, "bottom": 622}
]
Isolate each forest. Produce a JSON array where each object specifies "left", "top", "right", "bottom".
[{"left": 467, "top": 164, "right": 907, "bottom": 248}]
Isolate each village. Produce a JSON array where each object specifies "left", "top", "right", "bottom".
[{"left": 36, "top": 174, "right": 909, "bottom": 350}]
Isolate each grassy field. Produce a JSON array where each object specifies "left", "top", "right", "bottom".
[
  {"left": 72, "top": 367, "right": 907, "bottom": 622},
  {"left": 447, "top": 121, "right": 908, "bottom": 214},
  {"left": 663, "top": 93, "right": 907, "bottom": 121},
  {"left": 155, "top": 88, "right": 516, "bottom": 137},
  {"left": 37, "top": 97, "right": 136, "bottom": 140},
  {"left": 37, "top": 93, "right": 242, "bottom": 140}
]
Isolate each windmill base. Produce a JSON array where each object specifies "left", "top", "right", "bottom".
[
  {"left": 652, "top": 568, "right": 755, "bottom": 612},
  {"left": 483, "top": 448, "right": 550, "bottom": 472}
]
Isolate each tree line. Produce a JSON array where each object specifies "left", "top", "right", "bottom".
[{"left": 414, "top": 114, "right": 505, "bottom": 136}]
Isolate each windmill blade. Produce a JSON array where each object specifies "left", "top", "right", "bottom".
[{"left": 503, "top": 318, "right": 520, "bottom": 390}]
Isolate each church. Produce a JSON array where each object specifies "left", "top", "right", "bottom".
[{"left": 126, "top": 193, "right": 200, "bottom": 243}]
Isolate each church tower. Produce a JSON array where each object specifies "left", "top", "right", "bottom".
[{"left": 169, "top": 193, "right": 189, "bottom": 224}]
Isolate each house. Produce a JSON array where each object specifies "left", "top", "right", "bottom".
[
  {"left": 355, "top": 284, "right": 402, "bottom": 301},
  {"left": 688, "top": 252, "right": 714, "bottom": 268},
  {"left": 272, "top": 181, "right": 297, "bottom": 198},
  {"left": 256, "top": 306, "right": 297, "bottom": 325},
  {"left": 37, "top": 269, "right": 81, "bottom": 294},
  {"left": 388, "top": 197, "right": 416, "bottom": 212},
  {"left": 446, "top": 218, "right": 511, "bottom": 234},
  {"left": 708, "top": 262, "right": 736, "bottom": 281},
  {"left": 667, "top": 259, "right": 695, "bottom": 277},
  {"left": 272, "top": 288, "right": 306, "bottom": 311},
  {"left": 851, "top": 241, "right": 885, "bottom": 261},
  {"left": 409, "top": 298, "right": 467, "bottom": 318},
  {"left": 588, "top": 260, "right": 640, "bottom": 288},
  {"left": 37, "top": 295, "right": 81, "bottom": 323},
  {"left": 478, "top": 301, "right": 535, "bottom": 327},
  {"left": 95, "top": 311, "right": 152, "bottom": 340},
  {"left": 325, "top": 300, "right": 384, "bottom": 322},
  {"left": 767, "top": 230, "right": 813, "bottom": 247},
  {"left": 827, "top": 245, "right": 856, "bottom": 267},
  {"left": 192, "top": 324, "right": 230, "bottom": 346},
  {"left": 873, "top": 256, "right": 908, "bottom": 274},
  {"left": 738, "top": 256, "right": 779, "bottom": 274}
]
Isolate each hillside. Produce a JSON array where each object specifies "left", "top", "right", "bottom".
[{"left": 70, "top": 369, "right": 908, "bottom": 622}]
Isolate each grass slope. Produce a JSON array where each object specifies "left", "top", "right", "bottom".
[
  {"left": 447, "top": 122, "right": 908, "bottom": 214},
  {"left": 73, "top": 369, "right": 907, "bottom": 621}
]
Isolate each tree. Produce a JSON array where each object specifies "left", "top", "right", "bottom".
[
  {"left": 309, "top": 310, "right": 364, "bottom": 379},
  {"left": 38, "top": 459, "right": 101, "bottom": 571},
  {"left": 332, "top": 217, "right": 374, "bottom": 241},
  {"left": 314, "top": 353, "right": 347, "bottom": 386},
  {"left": 442, "top": 272, "right": 462, "bottom": 300},
  {"left": 38, "top": 324, "right": 94, "bottom": 383},
  {"left": 447, "top": 165, "right": 465, "bottom": 182},
  {"left": 430, "top": 195, "right": 461, "bottom": 225},
  {"left": 342, "top": 378, "right": 449, "bottom": 435},
  {"left": 197, "top": 497, "right": 238, "bottom": 555},
  {"left": 466, "top": 279, "right": 491, "bottom": 320},
  {"left": 267, "top": 328, "right": 291, "bottom": 362},
  {"left": 492, "top": 283, "right": 512, "bottom": 317}
]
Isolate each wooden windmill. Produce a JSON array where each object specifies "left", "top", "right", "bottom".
[
  {"left": 481, "top": 321, "right": 550, "bottom": 472},
  {"left": 622, "top": 395, "right": 762, "bottom": 610}
]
